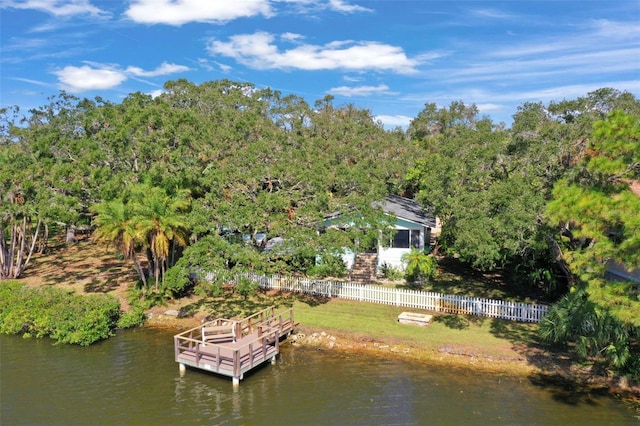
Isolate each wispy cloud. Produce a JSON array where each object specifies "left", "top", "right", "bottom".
[
  {"left": 274, "top": 0, "right": 373, "bottom": 15},
  {"left": 1, "top": 0, "right": 107, "bottom": 17},
  {"left": 11, "top": 77, "right": 56, "bottom": 88},
  {"left": 126, "top": 62, "right": 191, "bottom": 77},
  {"left": 328, "top": 84, "right": 393, "bottom": 97},
  {"left": 124, "top": 0, "right": 273, "bottom": 25},
  {"left": 471, "top": 8, "right": 519, "bottom": 19},
  {"left": 207, "top": 32, "right": 421, "bottom": 74},
  {"left": 328, "top": 0, "right": 372, "bottom": 14}
]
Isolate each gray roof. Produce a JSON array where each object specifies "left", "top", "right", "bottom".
[{"left": 376, "top": 195, "right": 436, "bottom": 228}]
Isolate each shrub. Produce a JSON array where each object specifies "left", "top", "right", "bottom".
[
  {"left": 163, "top": 264, "right": 195, "bottom": 298},
  {"left": 380, "top": 262, "right": 404, "bottom": 281},
  {"left": 117, "top": 305, "right": 147, "bottom": 329},
  {"left": 401, "top": 248, "right": 437, "bottom": 286},
  {"left": 0, "top": 282, "right": 121, "bottom": 346},
  {"left": 236, "top": 277, "right": 260, "bottom": 299},
  {"left": 307, "top": 252, "right": 347, "bottom": 278}
]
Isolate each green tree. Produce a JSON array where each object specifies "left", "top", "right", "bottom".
[
  {"left": 91, "top": 198, "right": 147, "bottom": 287},
  {"left": 407, "top": 102, "right": 543, "bottom": 271},
  {"left": 546, "top": 110, "right": 640, "bottom": 326},
  {"left": 0, "top": 107, "right": 43, "bottom": 278},
  {"left": 129, "top": 184, "right": 191, "bottom": 292}
]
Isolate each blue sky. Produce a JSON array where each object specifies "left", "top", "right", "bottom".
[{"left": 1, "top": 0, "right": 639, "bottom": 127}]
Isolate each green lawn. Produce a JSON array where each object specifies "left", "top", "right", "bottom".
[{"left": 293, "top": 297, "right": 540, "bottom": 361}]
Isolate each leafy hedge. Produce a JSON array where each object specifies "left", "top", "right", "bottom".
[{"left": 0, "top": 281, "right": 122, "bottom": 346}]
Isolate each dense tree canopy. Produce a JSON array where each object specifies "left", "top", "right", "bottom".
[
  {"left": 1, "top": 80, "right": 638, "bottom": 371},
  {"left": 547, "top": 110, "right": 640, "bottom": 326},
  {"left": 1, "top": 80, "right": 416, "bottom": 287},
  {"left": 406, "top": 101, "right": 548, "bottom": 275}
]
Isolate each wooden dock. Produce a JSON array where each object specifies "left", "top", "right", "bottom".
[{"left": 174, "top": 306, "right": 296, "bottom": 385}]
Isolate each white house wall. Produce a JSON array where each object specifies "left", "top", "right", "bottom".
[
  {"left": 377, "top": 222, "right": 427, "bottom": 271},
  {"left": 378, "top": 247, "right": 411, "bottom": 271},
  {"left": 341, "top": 248, "right": 355, "bottom": 270}
]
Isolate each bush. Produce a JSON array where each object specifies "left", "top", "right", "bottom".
[
  {"left": 117, "top": 305, "right": 146, "bottom": 329},
  {"left": 0, "top": 282, "right": 121, "bottom": 346},
  {"left": 380, "top": 262, "right": 404, "bottom": 281},
  {"left": 307, "top": 252, "right": 347, "bottom": 278},
  {"left": 163, "top": 264, "right": 195, "bottom": 298},
  {"left": 539, "top": 288, "right": 635, "bottom": 371},
  {"left": 236, "top": 277, "right": 260, "bottom": 299},
  {"left": 401, "top": 248, "right": 437, "bottom": 286}
]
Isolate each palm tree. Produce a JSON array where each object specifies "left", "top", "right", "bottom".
[
  {"left": 401, "top": 248, "right": 437, "bottom": 287},
  {"left": 130, "top": 185, "right": 190, "bottom": 292},
  {"left": 92, "top": 199, "right": 147, "bottom": 288}
]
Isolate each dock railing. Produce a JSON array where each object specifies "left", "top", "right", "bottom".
[{"left": 174, "top": 306, "right": 296, "bottom": 382}]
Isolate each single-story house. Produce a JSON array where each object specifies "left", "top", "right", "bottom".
[{"left": 323, "top": 195, "right": 439, "bottom": 279}]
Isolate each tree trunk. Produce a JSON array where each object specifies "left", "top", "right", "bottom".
[
  {"left": 66, "top": 226, "right": 76, "bottom": 244},
  {"left": 132, "top": 253, "right": 147, "bottom": 288},
  {"left": 38, "top": 223, "right": 49, "bottom": 254},
  {"left": 548, "top": 236, "right": 575, "bottom": 287},
  {"left": 0, "top": 216, "right": 41, "bottom": 279}
]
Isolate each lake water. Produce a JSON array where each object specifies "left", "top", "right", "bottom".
[{"left": 1, "top": 329, "right": 637, "bottom": 425}]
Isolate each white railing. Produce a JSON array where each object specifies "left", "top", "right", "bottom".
[{"left": 200, "top": 272, "right": 549, "bottom": 323}]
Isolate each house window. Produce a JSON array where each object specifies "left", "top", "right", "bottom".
[
  {"left": 411, "top": 230, "right": 421, "bottom": 248},
  {"left": 391, "top": 229, "right": 421, "bottom": 249}
]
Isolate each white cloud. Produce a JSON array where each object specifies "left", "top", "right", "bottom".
[
  {"left": 328, "top": 84, "right": 391, "bottom": 97},
  {"left": 281, "top": 32, "right": 305, "bottom": 43},
  {"left": 53, "top": 65, "right": 127, "bottom": 92},
  {"left": 124, "top": 0, "right": 273, "bottom": 25},
  {"left": 342, "top": 75, "right": 363, "bottom": 82},
  {"left": 126, "top": 62, "right": 191, "bottom": 77},
  {"left": 328, "top": 0, "right": 372, "bottom": 13},
  {"left": 2, "top": 0, "right": 105, "bottom": 17},
  {"left": 208, "top": 32, "right": 420, "bottom": 74},
  {"left": 475, "top": 103, "right": 504, "bottom": 114},
  {"left": 52, "top": 62, "right": 191, "bottom": 92},
  {"left": 374, "top": 114, "right": 412, "bottom": 128}
]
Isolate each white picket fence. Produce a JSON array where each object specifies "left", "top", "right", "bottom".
[{"left": 200, "top": 272, "right": 549, "bottom": 323}]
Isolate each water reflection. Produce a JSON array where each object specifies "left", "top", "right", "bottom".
[{"left": 2, "top": 330, "right": 637, "bottom": 425}]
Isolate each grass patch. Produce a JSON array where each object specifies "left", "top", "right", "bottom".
[{"left": 293, "top": 297, "right": 539, "bottom": 361}]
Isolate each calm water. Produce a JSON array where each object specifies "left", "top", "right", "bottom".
[{"left": 1, "top": 329, "right": 637, "bottom": 425}]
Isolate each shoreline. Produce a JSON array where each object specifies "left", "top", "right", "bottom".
[{"left": 145, "top": 311, "right": 640, "bottom": 407}]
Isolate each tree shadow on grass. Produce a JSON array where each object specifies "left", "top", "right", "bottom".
[
  {"left": 425, "top": 257, "right": 550, "bottom": 303},
  {"left": 292, "top": 292, "right": 331, "bottom": 307},
  {"left": 176, "top": 288, "right": 329, "bottom": 320},
  {"left": 489, "top": 318, "right": 555, "bottom": 368},
  {"left": 434, "top": 314, "right": 486, "bottom": 330}
]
